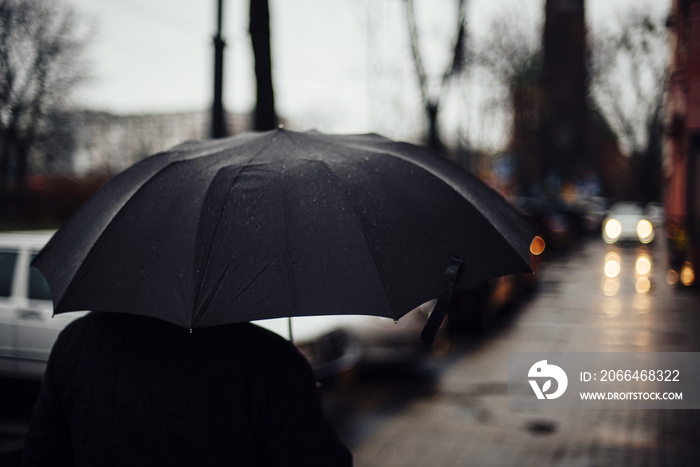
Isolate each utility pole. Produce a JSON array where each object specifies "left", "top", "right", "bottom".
[{"left": 211, "top": 0, "right": 228, "bottom": 138}]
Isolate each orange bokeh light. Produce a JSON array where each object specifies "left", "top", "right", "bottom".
[{"left": 530, "top": 236, "right": 546, "bottom": 256}]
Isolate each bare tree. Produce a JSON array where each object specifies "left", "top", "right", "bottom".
[
  {"left": 0, "top": 0, "right": 90, "bottom": 190},
  {"left": 590, "top": 9, "right": 669, "bottom": 201},
  {"left": 471, "top": 12, "right": 543, "bottom": 191},
  {"left": 471, "top": 11, "right": 543, "bottom": 144},
  {"left": 473, "top": 12, "right": 542, "bottom": 94},
  {"left": 405, "top": 0, "right": 468, "bottom": 154}
]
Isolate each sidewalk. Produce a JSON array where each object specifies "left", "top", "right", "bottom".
[{"left": 348, "top": 240, "right": 700, "bottom": 466}]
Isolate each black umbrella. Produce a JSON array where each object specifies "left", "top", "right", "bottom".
[{"left": 33, "top": 129, "right": 540, "bottom": 342}]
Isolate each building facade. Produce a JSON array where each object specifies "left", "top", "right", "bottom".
[{"left": 665, "top": 0, "right": 700, "bottom": 286}]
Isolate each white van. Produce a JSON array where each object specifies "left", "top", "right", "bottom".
[{"left": 0, "top": 231, "right": 87, "bottom": 380}]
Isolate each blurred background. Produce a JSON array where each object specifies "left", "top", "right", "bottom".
[{"left": 2, "top": 0, "right": 700, "bottom": 465}]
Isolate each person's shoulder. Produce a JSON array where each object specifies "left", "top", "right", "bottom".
[
  {"left": 57, "top": 312, "right": 180, "bottom": 347},
  {"left": 195, "top": 321, "right": 292, "bottom": 349},
  {"left": 60, "top": 311, "right": 154, "bottom": 333},
  {"left": 239, "top": 323, "right": 310, "bottom": 367},
  {"left": 57, "top": 311, "right": 99, "bottom": 338},
  {"left": 235, "top": 322, "right": 296, "bottom": 349}
]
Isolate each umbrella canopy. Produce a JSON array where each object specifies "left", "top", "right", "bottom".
[{"left": 33, "top": 129, "right": 539, "bottom": 333}]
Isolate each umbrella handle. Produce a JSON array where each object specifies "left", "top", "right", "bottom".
[{"left": 420, "top": 257, "right": 463, "bottom": 344}]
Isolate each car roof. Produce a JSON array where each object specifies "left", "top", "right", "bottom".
[{"left": 0, "top": 230, "right": 54, "bottom": 250}]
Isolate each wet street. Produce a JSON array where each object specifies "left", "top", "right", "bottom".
[
  {"left": 2, "top": 237, "right": 700, "bottom": 466},
  {"left": 326, "top": 237, "right": 700, "bottom": 466}
]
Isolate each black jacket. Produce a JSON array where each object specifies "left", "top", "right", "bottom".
[{"left": 23, "top": 312, "right": 352, "bottom": 466}]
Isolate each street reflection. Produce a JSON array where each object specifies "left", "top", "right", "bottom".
[
  {"left": 602, "top": 298, "right": 622, "bottom": 316},
  {"left": 601, "top": 330, "right": 653, "bottom": 346},
  {"left": 667, "top": 269, "right": 680, "bottom": 285},
  {"left": 633, "top": 294, "right": 651, "bottom": 313},
  {"left": 599, "top": 245, "right": 655, "bottom": 315},
  {"left": 601, "top": 277, "right": 619, "bottom": 296},
  {"left": 635, "top": 276, "right": 651, "bottom": 294},
  {"left": 635, "top": 253, "right": 652, "bottom": 276},
  {"left": 603, "top": 252, "right": 621, "bottom": 278},
  {"left": 667, "top": 261, "right": 696, "bottom": 287}
]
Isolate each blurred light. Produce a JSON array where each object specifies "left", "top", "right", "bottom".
[
  {"left": 636, "top": 220, "right": 654, "bottom": 244},
  {"left": 633, "top": 331, "right": 652, "bottom": 347},
  {"left": 530, "top": 236, "right": 546, "bottom": 256},
  {"left": 603, "top": 219, "right": 622, "bottom": 244},
  {"left": 432, "top": 335, "right": 450, "bottom": 356},
  {"left": 491, "top": 275, "right": 515, "bottom": 307},
  {"left": 603, "top": 298, "right": 622, "bottom": 316},
  {"left": 561, "top": 183, "right": 578, "bottom": 204},
  {"left": 635, "top": 254, "right": 652, "bottom": 276},
  {"left": 635, "top": 276, "right": 651, "bottom": 294},
  {"left": 681, "top": 262, "right": 695, "bottom": 286},
  {"left": 633, "top": 294, "right": 650, "bottom": 313},
  {"left": 604, "top": 252, "right": 621, "bottom": 278},
  {"left": 602, "top": 277, "right": 620, "bottom": 296},
  {"left": 667, "top": 269, "right": 679, "bottom": 285},
  {"left": 601, "top": 330, "right": 624, "bottom": 345}
]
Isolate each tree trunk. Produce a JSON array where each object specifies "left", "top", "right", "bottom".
[
  {"left": 250, "top": 0, "right": 277, "bottom": 131},
  {"left": 427, "top": 102, "right": 445, "bottom": 154}
]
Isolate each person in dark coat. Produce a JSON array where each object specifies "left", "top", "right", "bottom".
[{"left": 22, "top": 311, "right": 352, "bottom": 466}]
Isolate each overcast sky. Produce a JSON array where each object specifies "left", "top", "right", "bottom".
[{"left": 65, "top": 0, "right": 671, "bottom": 150}]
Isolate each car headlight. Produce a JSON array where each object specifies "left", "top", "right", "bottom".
[
  {"left": 603, "top": 219, "right": 622, "bottom": 243},
  {"left": 636, "top": 219, "right": 654, "bottom": 243}
]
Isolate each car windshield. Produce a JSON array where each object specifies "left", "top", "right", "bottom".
[{"left": 609, "top": 203, "right": 643, "bottom": 215}]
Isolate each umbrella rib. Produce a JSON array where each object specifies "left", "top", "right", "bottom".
[
  {"left": 192, "top": 259, "right": 271, "bottom": 328},
  {"left": 330, "top": 139, "right": 535, "bottom": 268},
  {"left": 191, "top": 139, "right": 275, "bottom": 327},
  {"left": 325, "top": 150, "right": 454, "bottom": 316},
  {"left": 388, "top": 142, "right": 536, "bottom": 265},
  {"left": 273, "top": 133, "right": 306, "bottom": 316},
  {"left": 318, "top": 143, "right": 533, "bottom": 309},
  {"left": 54, "top": 136, "right": 276, "bottom": 317},
  {"left": 284, "top": 134, "right": 452, "bottom": 319},
  {"left": 52, "top": 155, "right": 198, "bottom": 313},
  {"left": 320, "top": 162, "right": 395, "bottom": 317},
  {"left": 49, "top": 136, "right": 260, "bottom": 310},
  {"left": 281, "top": 170, "right": 299, "bottom": 315},
  {"left": 281, "top": 134, "right": 392, "bottom": 311}
]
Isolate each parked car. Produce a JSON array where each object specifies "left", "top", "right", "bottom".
[
  {"left": 443, "top": 197, "right": 544, "bottom": 336},
  {"left": 255, "top": 300, "right": 438, "bottom": 378},
  {"left": 0, "top": 231, "right": 87, "bottom": 381},
  {"left": 0, "top": 231, "right": 435, "bottom": 382},
  {"left": 253, "top": 316, "right": 363, "bottom": 380},
  {"left": 602, "top": 202, "right": 655, "bottom": 244},
  {"left": 579, "top": 196, "right": 609, "bottom": 235},
  {"left": 447, "top": 269, "right": 539, "bottom": 336},
  {"left": 645, "top": 202, "right": 665, "bottom": 229},
  {"left": 511, "top": 196, "right": 578, "bottom": 251}
]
